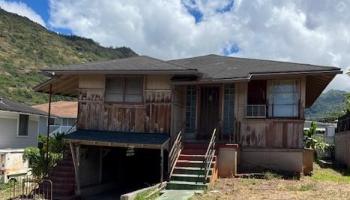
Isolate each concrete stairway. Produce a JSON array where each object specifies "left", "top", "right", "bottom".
[
  {"left": 166, "top": 143, "right": 216, "bottom": 190},
  {"left": 47, "top": 152, "right": 76, "bottom": 200}
]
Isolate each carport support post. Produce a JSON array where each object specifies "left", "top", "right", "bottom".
[
  {"left": 70, "top": 142, "right": 81, "bottom": 196},
  {"left": 99, "top": 148, "right": 103, "bottom": 184},
  {"left": 160, "top": 146, "right": 164, "bottom": 183}
]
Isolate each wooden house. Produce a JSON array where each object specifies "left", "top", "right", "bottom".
[{"left": 34, "top": 55, "right": 341, "bottom": 197}]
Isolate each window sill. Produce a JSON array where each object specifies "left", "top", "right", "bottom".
[
  {"left": 244, "top": 117, "right": 304, "bottom": 121},
  {"left": 245, "top": 116, "right": 266, "bottom": 119}
]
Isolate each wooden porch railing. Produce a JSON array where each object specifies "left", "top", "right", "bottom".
[
  {"left": 203, "top": 128, "right": 217, "bottom": 182},
  {"left": 168, "top": 130, "right": 183, "bottom": 178}
]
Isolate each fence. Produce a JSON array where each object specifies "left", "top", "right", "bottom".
[
  {"left": 1, "top": 176, "right": 52, "bottom": 200},
  {"left": 337, "top": 112, "right": 350, "bottom": 132}
]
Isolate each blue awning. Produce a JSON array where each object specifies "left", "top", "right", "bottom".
[{"left": 64, "top": 129, "right": 170, "bottom": 149}]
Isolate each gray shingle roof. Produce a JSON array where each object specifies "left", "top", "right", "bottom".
[
  {"left": 43, "top": 56, "right": 198, "bottom": 74},
  {"left": 0, "top": 97, "right": 47, "bottom": 116},
  {"left": 168, "top": 54, "right": 341, "bottom": 79}
]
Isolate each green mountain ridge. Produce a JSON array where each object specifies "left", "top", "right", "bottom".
[
  {"left": 0, "top": 8, "right": 136, "bottom": 104},
  {"left": 0, "top": 8, "right": 347, "bottom": 121},
  {"left": 305, "top": 89, "right": 347, "bottom": 121}
]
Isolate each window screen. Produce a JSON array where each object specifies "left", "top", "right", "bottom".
[
  {"left": 223, "top": 84, "right": 235, "bottom": 136},
  {"left": 268, "top": 80, "right": 299, "bottom": 118},
  {"left": 125, "top": 77, "right": 143, "bottom": 102},
  {"left": 105, "top": 77, "right": 143, "bottom": 103},
  {"left": 185, "top": 86, "right": 197, "bottom": 133},
  {"left": 105, "top": 78, "right": 124, "bottom": 102},
  {"left": 18, "top": 114, "right": 29, "bottom": 136}
]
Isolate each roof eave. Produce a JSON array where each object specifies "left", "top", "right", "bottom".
[
  {"left": 41, "top": 69, "right": 201, "bottom": 76},
  {"left": 250, "top": 69, "right": 342, "bottom": 77}
]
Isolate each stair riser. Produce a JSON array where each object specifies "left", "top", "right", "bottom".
[
  {"left": 176, "top": 162, "right": 215, "bottom": 168},
  {"left": 173, "top": 168, "right": 212, "bottom": 175},
  {"left": 50, "top": 170, "right": 75, "bottom": 176},
  {"left": 183, "top": 144, "right": 209, "bottom": 149},
  {"left": 171, "top": 176, "right": 209, "bottom": 183},
  {"left": 51, "top": 176, "right": 75, "bottom": 182},
  {"left": 181, "top": 149, "right": 207, "bottom": 155},
  {"left": 176, "top": 162, "right": 205, "bottom": 168},
  {"left": 179, "top": 155, "right": 216, "bottom": 161},
  {"left": 166, "top": 183, "right": 208, "bottom": 190}
]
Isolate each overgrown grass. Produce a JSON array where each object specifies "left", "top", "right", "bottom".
[
  {"left": 312, "top": 164, "right": 350, "bottom": 184},
  {"left": 134, "top": 188, "right": 160, "bottom": 200},
  {"left": 0, "top": 181, "right": 20, "bottom": 199}
]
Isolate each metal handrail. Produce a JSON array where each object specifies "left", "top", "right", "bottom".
[
  {"left": 203, "top": 128, "right": 217, "bottom": 182},
  {"left": 168, "top": 129, "right": 183, "bottom": 177}
]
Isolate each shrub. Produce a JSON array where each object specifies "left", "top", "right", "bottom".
[{"left": 23, "top": 133, "right": 65, "bottom": 178}]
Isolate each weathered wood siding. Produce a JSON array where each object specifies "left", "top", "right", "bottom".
[
  {"left": 234, "top": 78, "right": 305, "bottom": 149},
  {"left": 77, "top": 75, "right": 172, "bottom": 133},
  {"left": 237, "top": 119, "right": 304, "bottom": 148}
]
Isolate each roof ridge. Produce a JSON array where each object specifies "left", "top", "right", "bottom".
[{"left": 169, "top": 54, "right": 338, "bottom": 69}]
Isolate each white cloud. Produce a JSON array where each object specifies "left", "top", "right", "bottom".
[
  {"left": 49, "top": 0, "right": 350, "bottom": 91},
  {"left": 0, "top": 0, "right": 45, "bottom": 26}
]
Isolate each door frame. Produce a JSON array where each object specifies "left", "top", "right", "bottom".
[{"left": 196, "top": 84, "right": 223, "bottom": 139}]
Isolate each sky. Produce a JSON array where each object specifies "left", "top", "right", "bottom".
[{"left": 0, "top": 0, "right": 350, "bottom": 91}]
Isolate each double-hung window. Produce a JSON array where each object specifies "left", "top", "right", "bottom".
[
  {"left": 105, "top": 77, "right": 143, "bottom": 103},
  {"left": 18, "top": 114, "right": 29, "bottom": 136},
  {"left": 247, "top": 80, "right": 267, "bottom": 118},
  {"left": 268, "top": 80, "right": 299, "bottom": 118}
]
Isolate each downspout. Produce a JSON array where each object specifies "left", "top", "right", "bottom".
[{"left": 46, "top": 84, "right": 52, "bottom": 176}]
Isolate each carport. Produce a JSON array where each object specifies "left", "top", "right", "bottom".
[{"left": 64, "top": 129, "right": 170, "bottom": 196}]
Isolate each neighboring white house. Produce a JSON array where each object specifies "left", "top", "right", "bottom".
[
  {"left": 0, "top": 97, "right": 46, "bottom": 183},
  {"left": 32, "top": 101, "right": 77, "bottom": 135}
]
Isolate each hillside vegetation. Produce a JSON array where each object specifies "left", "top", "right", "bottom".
[
  {"left": 0, "top": 8, "right": 136, "bottom": 104},
  {"left": 305, "top": 89, "right": 347, "bottom": 121}
]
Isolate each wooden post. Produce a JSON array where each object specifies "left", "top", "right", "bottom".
[
  {"left": 45, "top": 84, "right": 52, "bottom": 175},
  {"left": 70, "top": 143, "right": 81, "bottom": 196},
  {"left": 160, "top": 146, "right": 164, "bottom": 183},
  {"left": 99, "top": 148, "right": 103, "bottom": 184}
]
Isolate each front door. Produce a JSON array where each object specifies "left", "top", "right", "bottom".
[{"left": 198, "top": 86, "right": 220, "bottom": 139}]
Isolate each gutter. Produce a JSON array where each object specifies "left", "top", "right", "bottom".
[{"left": 250, "top": 70, "right": 342, "bottom": 77}]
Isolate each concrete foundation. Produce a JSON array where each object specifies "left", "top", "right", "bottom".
[{"left": 240, "top": 148, "right": 303, "bottom": 173}]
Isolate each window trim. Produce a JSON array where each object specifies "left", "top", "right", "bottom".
[
  {"left": 267, "top": 80, "right": 301, "bottom": 119},
  {"left": 17, "top": 114, "right": 29, "bottom": 137},
  {"left": 104, "top": 76, "right": 144, "bottom": 104},
  {"left": 246, "top": 80, "right": 267, "bottom": 119}
]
